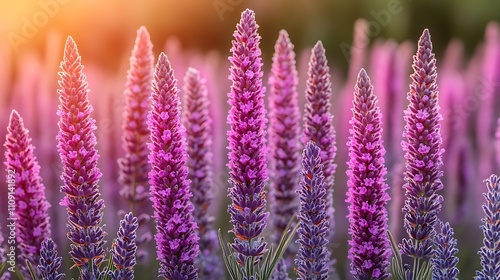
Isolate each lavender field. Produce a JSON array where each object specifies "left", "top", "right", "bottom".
[{"left": 1, "top": 2, "right": 500, "bottom": 280}]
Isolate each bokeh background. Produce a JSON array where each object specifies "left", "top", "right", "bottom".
[{"left": 1, "top": 0, "right": 500, "bottom": 279}]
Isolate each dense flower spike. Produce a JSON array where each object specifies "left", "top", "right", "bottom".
[
  {"left": 400, "top": 29, "right": 444, "bottom": 271},
  {"left": 226, "top": 9, "right": 269, "bottom": 266},
  {"left": 302, "top": 40, "right": 337, "bottom": 271},
  {"left": 476, "top": 174, "right": 500, "bottom": 279},
  {"left": 182, "top": 67, "right": 223, "bottom": 278},
  {"left": 148, "top": 52, "right": 199, "bottom": 280},
  {"left": 118, "top": 26, "right": 154, "bottom": 208},
  {"left": 56, "top": 36, "right": 106, "bottom": 278},
  {"left": 110, "top": 212, "right": 138, "bottom": 280},
  {"left": 346, "top": 69, "right": 390, "bottom": 279},
  {"left": 4, "top": 110, "right": 51, "bottom": 279},
  {"left": 295, "top": 142, "right": 329, "bottom": 280},
  {"left": 268, "top": 29, "right": 301, "bottom": 245},
  {"left": 432, "top": 221, "right": 459, "bottom": 280},
  {"left": 38, "top": 238, "right": 65, "bottom": 280}
]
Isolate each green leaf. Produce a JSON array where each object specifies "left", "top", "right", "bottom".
[
  {"left": 0, "top": 261, "right": 6, "bottom": 277},
  {"left": 26, "top": 259, "right": 39, "bottom": 280},
  {"left": 218, "top": 229, "right": 243, "bottom": 280},
  {"left": 388, "top": 230, "right": 406, "bottom": 280},
  {"left": 417, "top": 261, "right": 433, "bottom": 280}
]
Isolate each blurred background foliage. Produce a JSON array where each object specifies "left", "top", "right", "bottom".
[{"left": 1, "top": 0, "right": 500, "bottom": 76}]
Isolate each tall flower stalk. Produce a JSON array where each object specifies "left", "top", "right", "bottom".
[
  {"left": 118, "top": 26, "right": 154, "bottom": 212},
  {"left": 399, "top": 29, "right": 444, "bottom": 278},
  {"left": 148, "top": 52, "right": 199, "bottom": 280},
  {"left": 110, "top": 212, "right": 138, "bottom": 280},
  {"left": 295, "top": 142, "right": 329, "bottom": 280},
  {"left": 268, "top": 29, "right": 301, "bottom": 248},
  {"left": 302, "top": 40, "right": 337, "bottom": 270},
  {"left": 226, "top": 9, "right": 269, "bottom": 268},
  {"left": 346, "top": 69, "right": 390, "bottom": 279},
  {"left": 476, "top": 174, "right": 500, "bottom": 279},
  {"left": 4, "top": 110, "right": 51, "bottom": 279},
  {"left": 182, "top": 67, "right": 223, "bottom": 279},
  {"left": 56, "top": 36, "right": 107, "bottom": 278},
  {"left": 38, "top": 238, "right": 65, "bottom": 280}
]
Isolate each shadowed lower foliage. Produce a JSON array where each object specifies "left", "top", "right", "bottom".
[{"left": 148, "top": 52, "right": 199, "bottom": 280}]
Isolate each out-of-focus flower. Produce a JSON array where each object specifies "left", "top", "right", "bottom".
[{"left": 182, "top": 67, "right": 223, "bottom": 279}]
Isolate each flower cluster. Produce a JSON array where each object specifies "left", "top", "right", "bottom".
[
  {"left": 400, "top": 29, "right": 444, "bottom": 266},
  {"left": 182, "top": 67, "right": 223, "bottom": 278},
  {"left": 295, "top": 142, "right": 330, "bottom": 280},
  {"left": 226, "top": 9, "right": 269, "bottom": 267},
  {"left": 4, "top": 110, "right": 51, "bottom": 279},
  {"left": 38, "top": 239, "right": 64, "bottom": 280},
  {"left": 148, "top": 52, "right": 199, "bottom": 279},
  {"left": 432, "top": 221, "right": 459, "bottom": 280},
  {"left": 346, "top": 69, "right": 390, "bottom": 279},
  {"left": 110, "top": 212, "right": 138, "bottom": 280},
  {"left": 56, "top": 37, "right": 107, "bottom": 279},
  {"left": 476, "top": 174, "right": 500, "bottom": 279}
]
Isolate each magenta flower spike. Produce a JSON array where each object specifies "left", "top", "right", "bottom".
[
  {"left": 346, "top": 69, "right": 390, "bottom": 279},
  {"left": 148, "top": 52, "right": 199, "bottom": 280},
  {"left": 182, "top": 67, "right": 223, "bottom": 278},
  {"left": 38, "top": 238, "right": 65, "bottom": 280},
  {"left": 4, "top": 110, "right": 51, "bottom": 279},
  {"left": 226, "top": 9, "right": 269, "bottom": 266},
  {"left": 56, "top": 36, "right": 106, "bottom": 278},
  {"left": 295, "top": 142, "right": 329, "bottom": 280},
  {"left": 268, "top": 29, "right": 301, "bottom": 247},
  {"left": 400, "top": 29, "right": 444, "bottom": 273},
  {"left": 118, "top": 26, "right": 154, "bottom": 209},
  {"left": 302, "top": 40, "right": 337, "bottom": 264},
  {"left": 110, "top": 212, "right": 138, "bottom": 280}
]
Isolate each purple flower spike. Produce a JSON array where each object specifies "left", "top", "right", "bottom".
[
  {"left": 182, "top": 67, "right": 223, "bottom": 278},
  {"left": 295, "top": 142, "right": 329, "bottom": 280},
  {"left": 432, "top": 221, "right": 459, "bottom": 280},
  {"left": 400, "top": 29, "right": 444, "bottom": 267},
  {"left": 476, "top": 174, "right": 500, "bottom": 280},
  {"left": 148, "top": 52, "right": 199, "bottom": 280},
  {"left": 56, "top": 36, "right": 106, "bottom": 278},
  {"left": 39, "top": 238, "right": 65, "bottom": 280},
  {"left": 119, "top": 26, "right": 154, "bottom": 208},
  {"left": 227, "top": 9, "right": 269, "bottom": 266},
  {"left": 268, "top": 29, "right": 301, "bottom": 246},
  {"left": 346, "top": 69, "right": 390, "bottom": 280},
  {"left": 302, "top": 40, "right": 337, "bottom": 269},
  {"left": 4, "top": 110, "right": 51, "bottom": 279},
  {"left": 110, "top": 212, "right": 138, "bottom": 280}
]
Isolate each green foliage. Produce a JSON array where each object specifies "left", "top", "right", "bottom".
[
  {"left": 218, "top": 221, "right": 299, "bottom": 280},
  {"left": 388, "top": 231, "right": 433, "bottom": 280}
]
